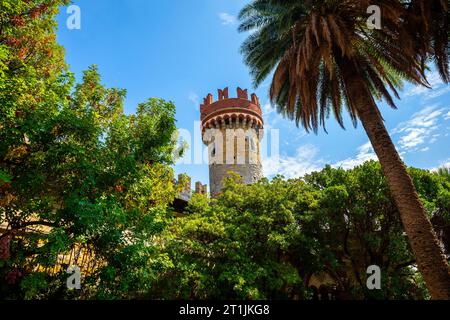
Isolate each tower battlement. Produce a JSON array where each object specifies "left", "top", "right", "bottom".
[{"left": 200, "top": 87, "right": 263, "bottom": 133}]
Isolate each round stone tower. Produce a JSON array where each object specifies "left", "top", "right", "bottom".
[{"left": 200, "top": 87, "right": 264, "bottom": 197}]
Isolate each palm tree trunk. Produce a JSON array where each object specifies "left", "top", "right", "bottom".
[{"left": 341, "top": 65, "right": 450, "bottom": 299}]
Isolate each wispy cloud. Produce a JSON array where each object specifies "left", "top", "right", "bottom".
[
  {"left": 424, "top": 86, "right": 450, "bottom": 100},
  {"left": 218, "top": 12, "right": 237, "bottom": 26},
  {"left": 406, "top": 71, "right": 444, "bottom": 97},
  {"left": 262, "top": 100, "right": 306, "bottom": 144},
  {"left": 263, "top": 144, "right": 325, "bottom": 179},
  {"left": 431, "top": 158, "right": 450, "bottom": 171},
  {"left": 263, "top": 141, "right": 379, "bottom": 179},
  {"left": 393, "top": 105, "right": 444, "bottom": 152},
  {"left": 263, "top": 101, "right": 276, "bottom": 116},
  {"left": 332, "top": 141, "right": 377, "bottom": 170},
  {"left": 262, "top": 96, "right": 449, "bottom": 178},
  {"left": 441, "top": 159, "right": 450, "bottom": 168},
  {"left": 405, "top": 70, "right": 450, "bottom": 102},
  {"left": 445, "top": 111, "right": 450, "bottom": 120},
  {"left": 262, "top": 101, "right": 278, "bottom": 130}
]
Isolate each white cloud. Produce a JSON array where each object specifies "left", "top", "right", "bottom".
[
  {"left": 218, "top": 12, "right": 237, "bottom": 26},
  {"left": 405, "top": 70, "right": 450, "bottom": 101},
  {"left": 263, "top": 144, "right": 325, "bottom": 179},
  {"left": 431, "top": 158, "right": 450, "bottom": 172},
  {"left": 445, "top": 111, "right": 450, "bottom": 120},
  {"left": 332, "top": 141, "right": 377, "bottom": 170},
  {"left": 398, "top": 128, "right": 428, "bottom": 149},
  {"left": 441, "top": 160, "right": 450, "bottom": 168},
  {"left": 262, "top": 100, "right": 283, "bottom": 130},
  {"left": 429, "top": 134, "right": 440, "bottom": 144},
  {"left": 393, "top": 105, "right": 444, "bottom": 152},
  {"left": 263, "top": 101, "right": 276, "bottom": 116},
  {"left": 262, "top": 101, "right": 278, "bottom": 130},
  {"left": 406, "top": 71, "right": 444, "bottom": 97},
  {"left": 263, "top": 141, "right": 380, "bottom": 179},
  {"left": 261, "top": 100, "right": 307, "bottom": 148},
  {"left": 424, "top": 86, "right": 450, "bottom": 100},
  {"left": 406, "top": 86, "right": 429, "bottom": 97}
]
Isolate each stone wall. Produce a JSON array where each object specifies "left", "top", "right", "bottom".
[
  {"left": 209, "top": 163, "right": 263, "bottom": 197},
  {"left": 206, "top": 123, "right": 263, "bottom": 196}
]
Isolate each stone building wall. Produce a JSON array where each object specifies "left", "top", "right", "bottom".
[
  {"left": 209, "top": 163, "right": 263, "bottom": 197},
  {"left": 207, "top": 124, "right": 263, "bottom": 197}
]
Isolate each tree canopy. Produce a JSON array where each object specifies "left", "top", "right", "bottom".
[
  {"left": 155, "top": 162, "right": 449, "bottom": 300},
  {"left": 0, "top": 0, "right": 181, "bottom": 299}
]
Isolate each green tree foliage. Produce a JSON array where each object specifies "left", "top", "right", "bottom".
[
  {"left": 302, "top": 163, "right": 438, "bottom": 299},
  {"left": 0, "top": 65, "right": 180, "bottom": 299},
  {"left": 158, "top": 162, "right": 449, "bottom": 300},
  {"left": 0, "top": 1, "right": 181, "bottom": 299},
  {"left": 0, "top": 0, "right": 70, "bottom": 127},
  {"left": 0, "top": 66, "right": 181, "bottom": 299},
  {"left": 156, "top": 175, "right": 320, "bottom": 299}
]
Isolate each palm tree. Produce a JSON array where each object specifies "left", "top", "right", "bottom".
[
  {"left": 238, "top": 0, "right": 450, "bottom": 299},
  {"left": 406, "top": 0, "right": 449, "bottom": 83}
]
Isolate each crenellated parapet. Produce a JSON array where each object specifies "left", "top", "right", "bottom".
[{"left": 200, "top": 87, "right": 264, "bottom": 133}]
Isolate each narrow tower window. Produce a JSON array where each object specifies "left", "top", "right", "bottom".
[
  {"left": 250, "top": 138, "right": 256, "bottom": 152},
  {"left": 211, "top": 143, "right": 216, "bottom": 157}
]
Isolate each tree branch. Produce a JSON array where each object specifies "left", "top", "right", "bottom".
[{"left": 18, "top": 221, "right": 56, "bottom": 229}]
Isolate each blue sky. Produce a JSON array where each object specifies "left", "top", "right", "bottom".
[{"left": 56, "top": 0, "right": 450, "bottom": 187}]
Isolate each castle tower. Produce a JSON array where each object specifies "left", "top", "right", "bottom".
[{"left": 200, "top": 87, "right": 264, "bottom": 197}]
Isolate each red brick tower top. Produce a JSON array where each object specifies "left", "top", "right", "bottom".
[{"left": 200, "top": 87, "right": 264, "bottom": 132}]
